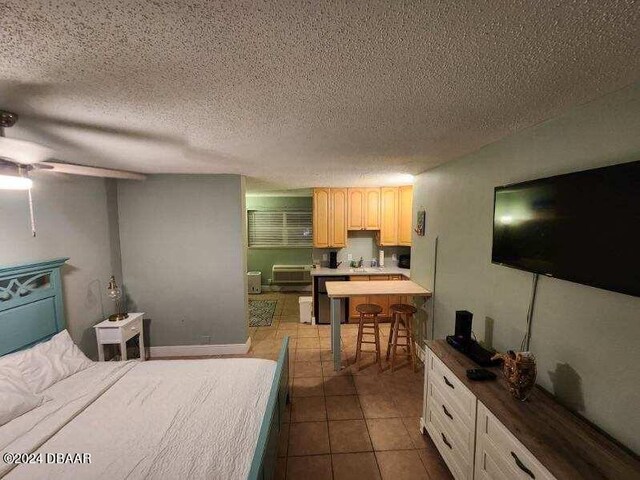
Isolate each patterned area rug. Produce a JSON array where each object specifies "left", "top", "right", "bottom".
[{"left": 249, "top": 300, "right": 278, "bottom": 327}]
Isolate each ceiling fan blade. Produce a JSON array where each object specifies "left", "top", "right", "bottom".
[{"left": 42, "top": 162, "right": 146, "bottom": 180}]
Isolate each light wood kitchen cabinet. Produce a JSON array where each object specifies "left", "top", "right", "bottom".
[
  {"left": 313, "top": 188, "right": 347, "bottom": 248},
  {"left": 347, "top": 188, "right": 365, "bottom": 230},
  {"left": 388, "top": 275, "right": 403, "bottom": 308},
  {"left": 368, "top": 275, "right": 390, "bottom": 315},
  {"left": 347, "top": 188, "right": 380, "bottom": 230},
  {"left": 365, "top": 188, "right": 381, "bottom": 229},
  {"left": 329, "top": 188, "right": 347, "bottom": 248},
  {"left": 378, "top": 187, "right": 399, "bottom": 245},
  {"left": 398, "top": 185, "right": 413, "bottom": 245},
  {"left": 348, "top": 276, "right": 370, "bottom": 319},
  {"left": 313, "top": 188, "right": 330, "bottom": 248},
  {"left": 348, "top": 275, "right": 405, "bottom": 319},
  {"left": 315, "top": 185, "right": 410, "bottom": 247}
]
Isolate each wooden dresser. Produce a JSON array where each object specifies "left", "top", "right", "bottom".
[{"left": 422, "top": 340, "right": 640, "bottom": 480}]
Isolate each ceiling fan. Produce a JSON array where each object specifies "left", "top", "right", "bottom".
[
  {"left": 0, "top": 109, "right": 146, "bottom": 237},
  {"left": 0, "top": 109, "right": 146, "bottom": 189}
]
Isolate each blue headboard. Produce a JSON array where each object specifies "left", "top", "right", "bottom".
[{"left": 0, "top": 258, "right": 69, "bottom": 356}]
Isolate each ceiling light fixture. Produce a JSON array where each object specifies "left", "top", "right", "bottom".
[
  {"left": 0, "top": 112, "right": 35, "bottom": 190},
  {"left": 0, "top": 173, "right": 33, "bottom": 190},
  {"left": 0, "top": 160, "right": 37, "bottom": 236},
  {"left": 0, "top": 162, "right": 32, "bottom": 190}
]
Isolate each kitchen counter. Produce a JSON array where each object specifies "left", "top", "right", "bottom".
[
  {"left": 326, "top": 280, "right": 431, "bottom": 370},
  {"left": 311, "top": 265, "right": 410, "bottom": 278},
  {"left": 326, "top": 279, "right": 430, "bottom": 298}
]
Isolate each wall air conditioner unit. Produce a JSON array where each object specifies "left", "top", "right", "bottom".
[{"left": 272, "top": 265, "right": 312, "bottom": 284}]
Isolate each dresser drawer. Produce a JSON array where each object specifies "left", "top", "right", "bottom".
[
  {"left": 97, "top": 327, "right": 121, "bottom": 343},
  {"left": 476, "top": 402, "right": 556, "bottom": 480},
  {"left": 427, "top": 379, "right": 475, "bottom": 454},
  {"left": 96, "top": 317, "right": 142, "bottom": 344},
  {"left": 123, "top": 317, "right": 142, "bottom": 340},
  {"left": 475, "top": 431, "right": 523, "bottom": 480},
  {"left": 427, "top": 350, "right": 476, "bottom": 425},
  {"left": 425, "top": 395, "right": 474, "bottom": 480}
]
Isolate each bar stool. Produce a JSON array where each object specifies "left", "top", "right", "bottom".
[
  {"left": 386, "top": 303, "right": 418, "bottom": 371},
  {"left": 354, "top": 303, "right": 383, "bottom": 372}
]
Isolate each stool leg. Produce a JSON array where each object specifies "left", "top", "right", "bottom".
[
  {"left": 373, "top": 314, "right": 382, "bottom": 372},
  {"left": 390, "top": 313, "right": 400, "bottom": 372},
  {"left": 386, "top": 312, "right": 396, "bottom": 360},
  {"left": 406, "top": 313, "right": 416, "bottom": 372},
  {"left": 354, "top": 314, "right": 365, "bottom": 370}
]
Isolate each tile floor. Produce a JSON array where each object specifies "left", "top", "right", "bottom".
[{"left": 245, "top": 292, "right": 453, "bottom": 480}]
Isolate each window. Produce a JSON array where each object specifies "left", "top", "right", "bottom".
[{"left": 248, "top": 210, "right": 313, "bottom": 247}]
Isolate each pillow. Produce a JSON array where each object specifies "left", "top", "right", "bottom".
[
  {"left": 0, "top": 366, "right": 46, "bottom": 426},
  {"left": 16, "top": 330, "right": 93, "bottom": 393}
]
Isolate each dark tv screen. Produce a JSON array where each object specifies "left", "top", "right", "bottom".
[{"left": 492, "top": 160, "right": 640, "bottom": 297}]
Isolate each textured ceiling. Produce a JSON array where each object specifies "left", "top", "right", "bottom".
[{"left": 1, "top": 1, "right": 639, "bottom": 191}]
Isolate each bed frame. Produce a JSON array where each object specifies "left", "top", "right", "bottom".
[
  {"left": 0, "top": 258, "right": 69, "bottom": 356},
  {"left": 0, "top": 258, "right": 289, "bottom": 480},
  {"left": 248, "top": 336, "right": 290, "bottom": 480}
]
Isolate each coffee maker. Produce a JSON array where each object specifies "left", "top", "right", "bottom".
[{"left": 329, "top": 251, "right": 339, "bottom": 269}]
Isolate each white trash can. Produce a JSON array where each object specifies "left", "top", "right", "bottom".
[
  {"left": 299, "top": 296, "right": 313, "bottom": 324},
  {"left": 247, "top": 271, "right": 261, "bottom": 294}
]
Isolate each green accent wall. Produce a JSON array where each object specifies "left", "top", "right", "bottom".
[
  {"left": 246, "top": 195, "right": 313, "bottom": 285},
  {"left": 411, "top": 82, "right": 640, "bottom": 453}
]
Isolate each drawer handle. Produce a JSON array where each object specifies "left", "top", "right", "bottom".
[
  {"left": 441, "top": 432, "right": 452, "bottom": 450},
  {"left": 442, "top": 404, "right": 453, "bottom": 420},
  {"left": 511, "top": 452, "right": 535, "bottom": 479},
  {"left": 443, "top": 375, "right": 454, "bottom": 389}
]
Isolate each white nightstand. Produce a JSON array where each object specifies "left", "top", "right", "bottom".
[{"left": 94, "top": 312, "right": 146, "bottom": 362}]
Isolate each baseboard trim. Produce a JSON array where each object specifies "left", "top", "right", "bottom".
[{"left": 149, "top": 338, "right": 251, "bottom": 358}]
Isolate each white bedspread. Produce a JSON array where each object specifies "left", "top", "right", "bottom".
[
  {"left": 3, "top": 358, "right": 276, "bottom": 480},
  {"left": 0, "top": 361, "right": 136, "bottom": 477}
]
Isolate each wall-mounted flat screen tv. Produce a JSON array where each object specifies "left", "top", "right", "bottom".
[{"left": 492, "top": 160, "right": 640, "bottom": 297}]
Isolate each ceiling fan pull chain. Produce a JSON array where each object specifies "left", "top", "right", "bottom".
[{"left": 27, "top": 188, "right": 36, "bottom": 237}]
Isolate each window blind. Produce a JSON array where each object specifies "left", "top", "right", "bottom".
[{"left": 248, "top": 210, "right": 313, "bottom": 247}]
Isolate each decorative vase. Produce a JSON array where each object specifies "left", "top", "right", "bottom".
[{"left": 492, "top": 350, "right": 537, "bottom": 401}]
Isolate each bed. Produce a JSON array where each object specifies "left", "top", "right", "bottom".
[{"left": 0, "top": 259, "right": 289, "bottom": 480}]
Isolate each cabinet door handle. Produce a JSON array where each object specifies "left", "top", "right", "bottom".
[
  {"left": 443, "top": 375, "right": 454, "bottom": 389},
  {"left": 442, "top": 405, "right": 453, "bottom": 420},
  {"left": 511, "top": 452, "right": 535, "bottom": 479},
  {"left": 441, "top": 432, "right": 452, "bottom": 449}
]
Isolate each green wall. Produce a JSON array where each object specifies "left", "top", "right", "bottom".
[
  {"left": 411, "top": 82, "right": 640, "bottom": 453},
  {"left": 246, "top": 195, "right": 313, "bottom": 285}
]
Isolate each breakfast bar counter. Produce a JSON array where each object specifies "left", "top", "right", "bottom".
[
  {"left": 311, "top": 265, "right": 411, "bottom": 278},
  {"left": 326, "top": 279, "right": 432, "bottom": 371}
]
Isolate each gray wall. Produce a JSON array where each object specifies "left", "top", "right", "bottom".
[
  {"left": 411, "top": 82, "right": 640, "bottom": 453},
  {"left": 118, "top": 175, "right": 248, "bottom": 346},
  {"left": 0, "top": 174, "right": 122, "bottom": 358}
]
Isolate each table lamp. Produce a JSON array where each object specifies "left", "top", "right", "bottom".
[{"left": 107, "top": 275, "right": 129, "bottom": 321}]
